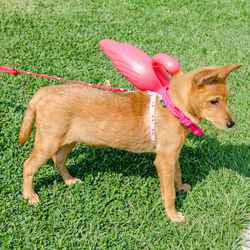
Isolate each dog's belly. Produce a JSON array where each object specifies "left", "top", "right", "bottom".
[{"left": 67, "top": 113, "right": 155, "bottom": 153}]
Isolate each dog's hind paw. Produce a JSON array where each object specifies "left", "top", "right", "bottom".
[
  {"left": 65, "top": 178, "right": 83, "bottom": 186},
  {"left": 23, "top": 193, "right": 40, "bottom": 204},
  {"left": 176, "top": 183, "right": 192, "bottom": 193},
  {"left": 169, "top": 212, "right": 186, "bottom": 223}
]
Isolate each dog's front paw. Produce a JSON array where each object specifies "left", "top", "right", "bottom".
[
  {"left": 23, "top": 193, "right": 40, "bottom": 204},
  {"left": 168, "top": 211, "right": 186, "bottom": 223},
  {"left": 176, "top": 183, "right": 192, "bottom": 193},
  {"left": 65, "top": 178, "right": 83, "bottom": 186}
]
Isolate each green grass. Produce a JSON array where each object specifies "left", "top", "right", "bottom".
[{"left": 0, "top": 0, "right": 249, "bottom": 248}]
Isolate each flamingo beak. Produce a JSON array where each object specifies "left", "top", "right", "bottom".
[{"left": 173, "top": 70, "right": 183, "bottom": 77}]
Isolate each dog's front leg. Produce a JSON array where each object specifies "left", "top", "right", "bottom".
[{"left": 154, "top": 153, "right": 186, "bottom": 223}]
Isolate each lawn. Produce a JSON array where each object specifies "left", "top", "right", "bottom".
[{"left": 0, "top": 0, "right": 249, "bottom": 248}]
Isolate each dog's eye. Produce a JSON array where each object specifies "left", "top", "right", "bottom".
[{"left": 211, "top": 100, "right": 219, "bottom": 105}]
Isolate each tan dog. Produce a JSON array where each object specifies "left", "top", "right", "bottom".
[{"left": 19, "top": 64, "right": 242, "bottom": 222}]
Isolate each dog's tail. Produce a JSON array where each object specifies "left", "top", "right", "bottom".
[{"left": 19, "top": 89, "right": 43, "bottom": 145}]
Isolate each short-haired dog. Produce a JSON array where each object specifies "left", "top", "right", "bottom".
[{"left": 19, "top": 64, "right": 242, "bottom": 222}]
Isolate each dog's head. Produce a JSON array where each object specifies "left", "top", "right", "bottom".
[
  {"left": 191, "top": 64, "right": 242, "bottom": 129},
  {"left": 171, "top": 64, "right": 242, "bottom": 130}
]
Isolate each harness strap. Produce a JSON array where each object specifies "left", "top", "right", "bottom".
[
  {"left": 146, "top": 91, "right": 161, "bottom": 146},
  {"left": 149, "top": 94, "right": 157, "bottom": 146}
]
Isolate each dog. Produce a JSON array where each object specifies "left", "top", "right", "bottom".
[{"left": 19, "top": 64, "right": 242, "bottom": 222}]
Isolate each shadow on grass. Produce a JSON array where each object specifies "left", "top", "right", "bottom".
[
  {"left": 62, "top": 134, "right": 249, "bottom": 180},
  {"left": 35, "top": 134, "right": 249, "bottom": 208}
]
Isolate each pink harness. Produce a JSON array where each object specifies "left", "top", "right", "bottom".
[{"left": 147, "top": 88, "right": 204, "bottom": 146}]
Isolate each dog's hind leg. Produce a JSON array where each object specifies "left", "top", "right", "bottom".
[
  {"left": 52, "top": 143, "right": 82, "bottom": 186},
  {"left": 23, "top": 137, "right": 59, "bottom": 204},
  {"left": 174, "top": 160, "right": 191, "bottom": 192}
]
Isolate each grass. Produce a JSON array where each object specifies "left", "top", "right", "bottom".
[{"left": 0, "top": 0, "right": 249, "bottom": 248}]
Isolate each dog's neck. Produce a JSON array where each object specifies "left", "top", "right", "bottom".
[{"left": 169, "top": 76, "right": 202, "bottom": 125}]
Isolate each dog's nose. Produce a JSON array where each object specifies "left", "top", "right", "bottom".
[{"left": 226, "top": 120, "right": 235, "bottom": 128}]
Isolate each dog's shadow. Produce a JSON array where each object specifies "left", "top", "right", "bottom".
[{"left": 37, "top": 134, "right": 249, "bottom": 208}]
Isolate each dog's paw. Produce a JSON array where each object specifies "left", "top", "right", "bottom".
[
  {"left": 176, "top": 183, "right": 192, "bottom": 193},
  {"left": 65, "top": 178, "right": 83, "bottom": 186},
  {"left": 168, "top": 211, "right": 186, "bottom": 223},
  {"left": 23, "top": 193, "right": 40, "bottom": 204}
]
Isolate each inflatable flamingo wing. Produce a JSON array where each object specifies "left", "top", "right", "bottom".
[
  {"left": 100, "top": 39, "right": 182, "bottom": 93},
  {"left": 100, "top": 39, "right": 166, "bottom": 92}
]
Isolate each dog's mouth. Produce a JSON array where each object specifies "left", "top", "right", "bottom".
[
  {"left": 217, "top": 124, "right": 231, "bottom": 130},
  {"left": 206, "top": 118, "right": 235, "bottom": 130},
  {"left": 201, "top": 108, "right": 235, "bottom": 130}
]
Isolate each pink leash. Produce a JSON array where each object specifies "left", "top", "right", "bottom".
[{"left": 0, "top": 66, "right": 127, "bottom": 93}]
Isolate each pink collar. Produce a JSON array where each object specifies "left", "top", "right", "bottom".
[{"left": 160, "top": 86, "right": 204, "bottom": 136}]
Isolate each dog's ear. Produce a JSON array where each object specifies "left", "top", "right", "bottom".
[
  {"left": 193, "top": 69, "right": 220, "bottom": 89},
  {"left": 218, "top": 64, "right": 243, "bottom": 79},
  {"left": 193, "top": 64, "right": 242, "bottom": 89}
]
